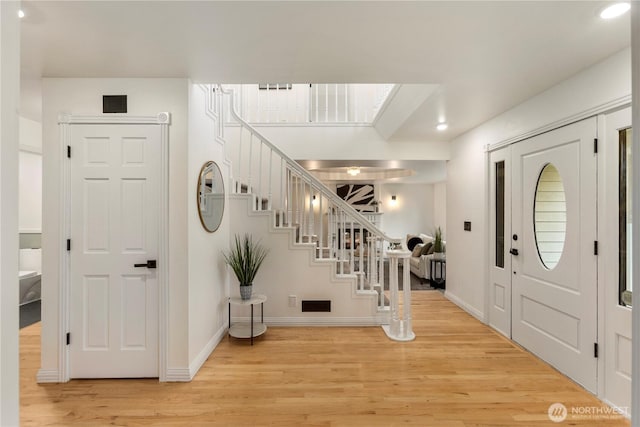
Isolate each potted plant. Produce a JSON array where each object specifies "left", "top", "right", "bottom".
[
  {"left": 223, "top": 234, "right": 269, "bottom": 300},
  {"left": 433, "top": 226, "right": 444, "bottom": 259}
]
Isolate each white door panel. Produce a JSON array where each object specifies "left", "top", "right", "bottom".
[
  {"left": 70, "top": 124, "right": 160, "bottom": 378},
  {"left": 512, "top": 118, "right": 597, "bottom": 393}
]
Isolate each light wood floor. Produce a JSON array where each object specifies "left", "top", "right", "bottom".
[{"left": 20, "top": 291, "right": 630, "bottom": 426}]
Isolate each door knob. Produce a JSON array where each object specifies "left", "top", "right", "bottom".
[
  {"left": 134, "top": 260, "right": 157, "bottom": 269},
  {"left": 509, "top": 248, "right": 519, "bottom": 256}
]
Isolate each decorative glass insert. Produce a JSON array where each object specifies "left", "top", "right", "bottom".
[
  {"left": 619, "top": 128, "right": 632, "bottom": 307},
  {"left": 495, "top": 161, "right": 505, "bottom": 268},
  {"left": 534, "top": 163, "right": 566, "bottom": 270}
]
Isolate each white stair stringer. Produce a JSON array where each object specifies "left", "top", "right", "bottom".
[{"left": 229, "top": 194, "right": 389, "bottom": 326}]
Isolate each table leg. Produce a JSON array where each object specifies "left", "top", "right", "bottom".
[
  {"left": 261, "top": 302, "right": 264, "bottom": 324},
  {"left": 228, "top": 301, "right": 231, "bottom": 338},
  {"left": 251, "top": 304, "right": 254, "bottom": 346}
]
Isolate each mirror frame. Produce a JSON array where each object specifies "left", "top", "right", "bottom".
[{"left": 197, "top": 161, "right": 225, "bottom": 233}]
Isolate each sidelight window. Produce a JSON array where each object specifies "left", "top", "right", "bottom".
[{"left": 619, "top": 128, "right": 632, "bottom": 307}]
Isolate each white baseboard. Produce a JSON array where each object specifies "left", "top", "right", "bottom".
[
  {"left": 232, "top": 316, "right": 382, "bottom": 327},
  {"left": 164, "top": 368, "right": 192, "bottom": 382},
  {"left": 36, "top": 369, "right": 60, "bottom": 383},
  {"left": 444, "top": 291, "right": 485, "bottom": 323},
  {"left": 188, "top": 324, "right": 227, "bottom": 380}
]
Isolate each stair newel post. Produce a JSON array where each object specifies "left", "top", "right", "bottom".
[{"left": 383, "top": 250, "right": 415, "bottom": 342}]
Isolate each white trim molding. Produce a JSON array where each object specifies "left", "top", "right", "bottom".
[
  {"left": 164, "top": 369, "right": 192, "bottom": 382},
  {"left": 58, "top": 113, "right": 171, "bottom": 125},
  {"left": 486, "top": 95, "right": 631, "bottom": 153},
  {"left": 57, "top": 114, "right": 170, "bottom": 383},
  {"left": 35, "top": 369, "right": 61, "bottom": 383},
  {"left": 187, "top": 325, "right": 228, "bottom": 380}
]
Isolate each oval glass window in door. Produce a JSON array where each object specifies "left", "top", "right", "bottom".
[{"left": 534, "top": 163, "right": 566, "bottom": 270}]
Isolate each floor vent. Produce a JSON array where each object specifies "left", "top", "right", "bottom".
[{"left": 301, "top": 300, "right": 331, "bottom": 312}]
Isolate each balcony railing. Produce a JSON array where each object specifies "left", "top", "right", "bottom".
[{"left": 223, "top": 83, "right": 395, "bottom": 125}]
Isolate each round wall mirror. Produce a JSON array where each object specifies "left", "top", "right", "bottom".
[
  {"left": 533, "top": 163, "right": 566, "bottom": 270},
  {"left": 197, "top": 161, "right": 224, "bottom": 233}
]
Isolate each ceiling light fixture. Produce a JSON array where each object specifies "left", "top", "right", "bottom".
[
  {"left": 18, "top": 9, "right": 25, "bottom": 18},
  {"left": 347, "top": 167, "right": 361, "bottom": 177},
  {"left": 436, "top": 122, "right": 448, "bottom": 131},
  {"left": 600, "top": 2, "right": 630, "bottom": 19}
]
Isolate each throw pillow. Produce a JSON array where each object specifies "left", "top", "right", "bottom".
[
  {"left": 427, "top": 244, "right": 435, "bottom": 255},
  {"left": 407, "top": 236, "right": 424, "bottom": 251},
  {"left": 421, "top": 242, "right": 433, "bottom": 256},
  {"left": 412, "top": 244, "right": 424, "bottom": 257}
]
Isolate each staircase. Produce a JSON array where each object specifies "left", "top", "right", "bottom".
[{"left": 206, "top": 85, "right": 414, "bottom": 340}]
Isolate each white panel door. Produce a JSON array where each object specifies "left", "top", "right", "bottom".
[
  {"left": 488, "top": 146, "right": 512, "bottom": 337},
  {"left": 511, "top": 118, "right": 598, "bottom": 393},
  {"left": 602, "top": 108, "right": 632, "bottom": 408},
  {"left": 69, "top": 124, "right": 160, "bottom": 378}
]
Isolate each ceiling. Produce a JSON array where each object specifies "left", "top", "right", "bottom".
[{"left": 19, "top": 1, "right": 631, "bottom": 182}]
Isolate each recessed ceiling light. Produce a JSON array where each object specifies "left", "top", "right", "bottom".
[
  {"left": 436, "top": 122, "right": 448, "bottom": 131},
  {"left": 17, "top": 9, "right": 25, "bottom": 18},
  {"left": 600, "top": 3, "right": 630, "bottom": 19}
]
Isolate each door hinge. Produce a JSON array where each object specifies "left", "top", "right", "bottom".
[
  {"left": 594, "top": 241, "right": 598, "bottom": 256},
  {"left": 594, "top": 342, "right": 599, "bottom": 358},
  {"left": 66, "top": 239, "right": 71, "bottom": 251},
  {"left": 66, "top": 333, "right": 71, "bottom": 346},
  {"left": 594, "top": 138, "right": 598, "bottom": 154},
  {"left": 67, "top": 145, "right": 71, "bottom": 158}
]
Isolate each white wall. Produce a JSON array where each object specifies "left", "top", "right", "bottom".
[
  {"left": 187, "top": 85, "right": 231, "bottom": 375},
  {"left": 0, "top": 1, "right": 20, "bottom": 423},
  {"left": 19, "top": 117, "right": 43, "bottom": 233},
  {"left": 433, "top": 181, "right": 447, "bottom": 239},
  {"left": 446, "top": 47, "right": 631, "bottom": 321},
  {"left": 254, "top": 125, "right": 450, "bottom": 161},
  {"left": 228, "top": 196, "right": 381, "bottom": 324},
  {"left": 40, "top": 78, "right": 190, "bottom": 378},
  {"left": 379, "top": 183, "right": 434, "bottom": 239}
]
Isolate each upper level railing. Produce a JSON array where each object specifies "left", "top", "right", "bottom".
[{"left": 223, "top": 83, "right": 396, "bottom": 125}]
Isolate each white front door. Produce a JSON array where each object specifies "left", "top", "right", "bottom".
[
  {"left": 511, "top": 118, "right": 598, "bottom": 392},
  {"left": 69, "top": 124, "right": 160, "bottom": 378}
]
